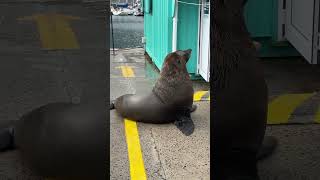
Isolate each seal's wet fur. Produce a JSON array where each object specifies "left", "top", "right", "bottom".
[
  {"left": 111, "top": 49, "right": 196, "bottom": 135},
  {"left": 212, "top": 0, "right": 277, "bottom": 179}
]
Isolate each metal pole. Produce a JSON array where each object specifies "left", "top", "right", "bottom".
[
  {"left": 110, "top": 12, "right": 115, "bottom": 55},
  {"left": 172, "top": 0, "right": 178, "bottom": 52}
]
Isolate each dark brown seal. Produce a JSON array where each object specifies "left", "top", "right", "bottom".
[
  {"left": 212, "top": 0, "right": 277, "bottom": 179},
  {"left": 110, "top": 49, "right": 196, "bottom": 136},
  {"left": 0, "top": 102, "right": 107, "bottom": 179}
]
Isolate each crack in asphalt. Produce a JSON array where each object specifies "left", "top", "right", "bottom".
[{"left": 150, "top": 128, "right": 167, "bottom": 180}]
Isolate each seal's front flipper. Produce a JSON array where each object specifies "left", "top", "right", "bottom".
[
  {"left": 174, "top": 117, "right": 194, "bottom": 136},
  {"left": 174, "top": 111, "right": 195, "bottom": 136},
  {"left": 189, "top": 104, "right": 197, "bottom": 113},
  {"left": 256, "top": 136, "right": 278, "bottom": 161}
]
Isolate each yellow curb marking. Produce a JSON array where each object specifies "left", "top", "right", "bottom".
[
  {"left": 124, "top": 119, "right": 147, "bottom": 180},
  {"left": 117, "top": 66, "right": 135, "bottom": 78},
  {"left": 194, "top": 91, "right": 210, "bottom": 101},
  {"left": 314, "top": 106, "right": 320, "bottom": 123},
  {"left": 267, "top": 93, "right": 316, "bottom": 124},
  {"left": 18, "top": 13, "right": 83, "bottom": 49}
]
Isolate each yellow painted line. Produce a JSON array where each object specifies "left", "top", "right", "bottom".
[
  {"left": 124, "top": 119, "right": 147, "bottom": 180},
  {"left": 315, "top": 107, "right": 320, "bottom": 123},
  {"left": 117, "top": 66, "right": 135, "bottom": 78},
  {"left": 267, "top": 93, "right": 316, "bottom": 124},
  {"left": 18, "top": 13, "right": 82, "bottom": 49},
  {"left": 193, "top": 91, "right": 210, "bottom": 101}
]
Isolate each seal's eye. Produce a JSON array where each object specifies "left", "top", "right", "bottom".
[{"left": 177, "top": 60, "right": 181, "bottom": 64}]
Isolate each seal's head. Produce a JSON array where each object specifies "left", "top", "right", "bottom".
[
  {"left": 215, "top": 0, "right": 248, "bottom": 28},
  {"left": 161, "top": 49, "right": 192, "bottom": 76}
]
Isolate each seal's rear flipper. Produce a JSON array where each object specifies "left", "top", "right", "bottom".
[
  {"left": 256, "top": 136, "right": 278, "bottom": 160},
  {"left": 174, "top": 110, "right": 195, "bottom": 136}
]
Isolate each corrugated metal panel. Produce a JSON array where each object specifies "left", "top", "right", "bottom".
[
  {"left": 176, "top": 0, "right": 200, "bottom": 74},
  {"left": 244, "top": 0, "right": 277, "bottom": 38},
  {"left": 144, "top": 0, "right": 173, "bottom": 70},
  {"left": 244, "top": 0, "right": 300, "bottom": 57},
  {"left": 144, "top": 0, "right": 200, "bottom": 74},
  {"left": 144, "top": 0, "right": 152, "bottom": 14}
]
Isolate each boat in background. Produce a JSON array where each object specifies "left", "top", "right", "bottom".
[
  {"left": 133, "top": 9, "right": 143, "bottom": 16},
  {"left": 133, "top": 0, "right": 143, "bottom": 16},
  {"left": 111, "top": 2, "right": 129, "bottom": 8},
  {"left": 110, "top": 0, "right": 143, "bottom": 16}
]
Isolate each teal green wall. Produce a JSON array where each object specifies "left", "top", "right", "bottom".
[
  {"left": 244, "top": 0, "right": 300, "bottom": 57},
  {"left": 144, "top": 0, "right": 199, "bottom": 74},
  {"left": 144, "top": 0, "right": 299, "bottom": 76},
  {"left": 144, "top": 0, "right": 173, "bottom": 70},
  {"left": 244, "top": 0, "right": 278, "bottom": 39},
  {"left": 176, "top": 0, "right": 199, "bottom": 74}
]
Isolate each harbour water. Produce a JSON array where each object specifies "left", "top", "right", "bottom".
[{"left": 110, "top": 16, "right": 144, "bottom": 49}]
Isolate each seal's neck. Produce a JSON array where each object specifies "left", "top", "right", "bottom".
[
  {"left": 212, "top": 4, "right": 257, "bottom": 89},
  {"left": 160, "top": 62, "right": 190, "bottom": 82},
  {"left": 152, "top": 67, "right": 191, "bottom": 105},
  {"left": 161, "top": 71, "right": 189, "bottom": 82}
]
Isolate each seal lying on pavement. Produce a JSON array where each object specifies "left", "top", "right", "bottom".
[
  {"left": 0, "top": 102, "right": 107, "bottom": 179},
  {"left": 110, "top": 49, "right": 197, "bottom": 136}
]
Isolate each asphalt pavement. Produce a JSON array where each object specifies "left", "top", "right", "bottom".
[
  {"left": 110, "top": 48, "right": 211, "bottom": 180},
  {"left": 258, "top": 58, "right": 320, "bottom": 180},
  {"left": 109, "top": 50, "right": 320, "bottom": 180},
  {"left": 0, "top": 1, "right": 107, "bottom": 179},
  {"left": 0, "top": 1, "right": 320, "bottom": 179}
]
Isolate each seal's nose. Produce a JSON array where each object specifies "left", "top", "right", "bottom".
[
  {"left": 184, "top": 49, "right": 192, "bottom": 55},
  {"left": 184, "top": 49, "right": 192, "bottom": 61}
]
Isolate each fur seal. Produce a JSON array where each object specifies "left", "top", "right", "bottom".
[
  {"left": 110, "top": 49, "right": 197, "bottom": 136},
  {"left": 0, "top": 102, "right": 107, "bottom": 179},
  {"left": 212, "top": 0, "right": 277, "bottom": 179}
]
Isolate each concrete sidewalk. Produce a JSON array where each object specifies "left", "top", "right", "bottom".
[
  {"left": 110, "top": 48, "right": 320, "bottom": 180},
  {"left": 110, "top": 48, "right": 211, "bottom": 180},
  {"left": 258, "top": 58, "right": 320, "bottom": 180}
]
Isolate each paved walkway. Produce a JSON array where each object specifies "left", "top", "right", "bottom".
[
  {"left": 258, "top": 58, "right": 320, "bottom": 180},
  {"left": 110, "top": 48, "right": 211, "bottom": 180},
  {"left": 0, "top": 1, "right": 106, "bottom": 179},
  {"left": 1, "top": 1, "right": 320, "bottom": 179},
  {"left": 109, "top": 48, "right": 320, "bottom": 180}
]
